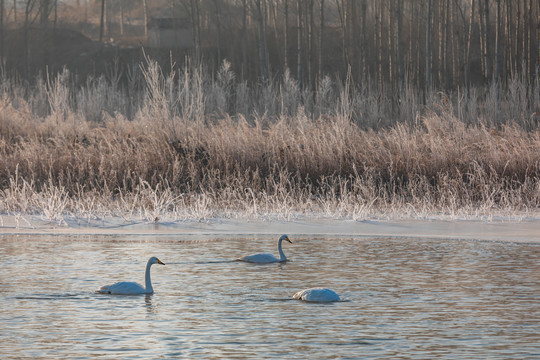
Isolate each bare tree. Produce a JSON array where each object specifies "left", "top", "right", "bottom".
[
  {"left": 318, "top": 0, "right": 324, "bottom": 82},
  {"left": 359, "top": 0, "right": 367, "bottom": 81},
  {"left": 297, "top": 0, "right": 303, "bottom": 89},
  {"left": 142, "top": 0, "right": 148, "bottom": 37},
  {"left": 284, "top": 0, "right": 289, "bottom": 70},
  {"left": 0, "top": 0, "right": 4, "bottom": 59},
  {"left": 335, "top": 0, "right": 349, "bottom": 70},
  {"left": 190, "top": 0, "right": 201, "bottom": 61},
  {"left": 495, "top": 0, "right": 501, "bottom": 85},
  {"left": 527, "top": 0, "right": 534, "bottom": 84},
  {"left": 425, "top": 0, "right": 433, "bottom": 100},
  {"left": 23, "top": 0, "right": 38, "bottom": 79},
  {"left": 254, "top": 0, "right": 268, "bottom": 80},
  {"left": 212, "top": 0, "right": 223, "bottom": 64},
  {"left": 376, "top": 1, "right": 382, "bottom": 89},
  {"left": 99, "top": 0, "right": 105, "bottom": 42},
  {"left": 307, "top": 0, "right": 314, "bottom": 89},
  {"left": 465, "top": 0, "right": 475, "bottom": 88},
  {"left": 241, "top": 0, "right": 248, "bottom": 79},
  {"left": 396, "top": 0, "right": 404, "bottom": 91}
]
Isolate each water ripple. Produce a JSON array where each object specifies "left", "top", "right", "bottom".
[{"left": 0, "top": 235, "right": 539, "bottom": 359}]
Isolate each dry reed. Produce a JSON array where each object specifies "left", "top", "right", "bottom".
[{"left": 0, "top": 61, "right": 539, "bottom": 222}]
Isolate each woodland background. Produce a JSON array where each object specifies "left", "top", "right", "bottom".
[{"left": 0, "top": 0, "right": 538, "bottom": 94}]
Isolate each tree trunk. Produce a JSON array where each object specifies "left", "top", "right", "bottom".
[
  {"left": 99, "top": 0, "right": 105, "bottom": 42},
  {"left": 360, "top": 0, "right": 366, "bottom": 81},
  {"left": 305, "top": 0, "right": 314, "bottom": 89},
  {"left": 396, "top": 0, "right": 404, "bottom": 91},
  {"left": 284, "top": 0, "right": 289, "bottom": 70},
  {"left": 120, "top": 0, "right": 124, "bottom": 36},
  {"left": 425, "top": 0, "right": 433, "bottom": 101},
  {"left": 142, "top": 0, "right": 148, "bottom": 37},
  {"left": 495, "top": 0, "right": 500, "bottom": 85},
  {"left": 41, "top": 0, "right": 51, "bottom": 72},
  {"left": 377, "top": 2, "right": 383, "bottom": 89},
  {"left": 528, "top": 0, "right": 534, "bottom": 84},
  {"left": 297, "top": 0, "right": 303, "bottom": 89},
  {"left": 242, "top": 0, "right": 248, "bottom": 79},
  {"left": 23, "top": 0, "right": 32, "bottom": 79},
  {"left": 190, "top": 0, "right": 201, "bottom": 62},
  {"left": 0, "top": 0, "right": 4, "bottom": 59},
  {"left": 387, "top": 0, "right": 393, "bottom": 90},
  {"left": 335, "top": 0, "right": 349, "bottom": 70},
  {"left": 318, "top": 0, "right": 324, "bottom": 82},
  {"left": 537, "top": 0, "right": 540, "bottom": 80},
  {"left": 437, "top": 0, "right": 443, "bottom": 86},
  {"left": 444, "top": 0, "right": 450, "bottom": 87},
  {"left": 255, "top": 0, "right": 268, "bottom": 80},
  {"left": 465, "top": 0, "right": 474, "bottom": 88},
  {"left": 481, "top": 0, "right": 490, "bottom": 80},
  {"left": 213, "top": 0, "right": 223, "bottom": 64},
  {"left": 449, "top": 0, "right": 456, "bottom": 87}
]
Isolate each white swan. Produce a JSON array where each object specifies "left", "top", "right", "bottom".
[
  {"left": 293, "top": 288, "right": 340, "bottom": 302},
  {"left": 97, "top": 256, "right": 165, "bottom": 295},
  {"left": 238, "top": 234, "right": 292, "bottom": 263}
]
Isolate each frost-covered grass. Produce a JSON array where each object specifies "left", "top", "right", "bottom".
[{"left": 1, "top": 60, "right": 539, "bottom": 223}]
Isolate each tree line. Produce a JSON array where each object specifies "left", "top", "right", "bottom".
[{"left": 0, "top": 0, "right": 538, "bottom": 96}]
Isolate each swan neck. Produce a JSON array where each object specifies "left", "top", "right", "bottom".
[
  {"left": 145, "top": 260, "right": 153, "bottom": 293},
  {"left": 278, "top": 238, "right": 286, "bottom": 261}
]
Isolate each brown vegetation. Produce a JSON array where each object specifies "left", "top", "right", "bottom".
[{"left": 0, "top": 61, "right": 539, "bottom": 221}]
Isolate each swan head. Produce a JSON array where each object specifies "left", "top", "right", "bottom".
[
  {"left": 149, "top": 256, "right": 166, "bottom": 265},
  {"left": 279, "top": 234, "right": 292, "bottom": 244}
]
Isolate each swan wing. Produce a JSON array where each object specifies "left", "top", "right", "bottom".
[
  {"left": 293, "top": 288, "right": 340, "bottom": 302},
  {"left": 97, "top": 281, "right": 148, "bottom": 295},
  {"left": 238, "top": 253, "right": 280, "bottom": 263}
]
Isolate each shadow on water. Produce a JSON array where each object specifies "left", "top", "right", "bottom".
[
  {"left": 165, "top": 260, "right": 237, "bottom": 265},
  {"left": 15, "top": 293, "right": 85, "bottom": 301}
]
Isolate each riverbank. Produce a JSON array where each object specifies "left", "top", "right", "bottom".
[{"left": 1, "top": 214, "right": 538, "bottom": 243}]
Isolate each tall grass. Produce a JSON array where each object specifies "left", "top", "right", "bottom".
[{"left": 0, "top": 60, "right": 539, "bottom": 223}]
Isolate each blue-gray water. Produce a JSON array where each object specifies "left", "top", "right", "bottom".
[{"left": 1, "top": 234, "right": 539, "bottom": 359}]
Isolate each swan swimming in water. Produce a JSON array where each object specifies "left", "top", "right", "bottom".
[
  {"left": 238, "top": 235, "right": 292, "bottom": 263},
  {"left": 97, "top": 256, "right": 165, "bottom": 295},
  {"left": 293, "top": 288, "right": 340, "bottom": 302}
]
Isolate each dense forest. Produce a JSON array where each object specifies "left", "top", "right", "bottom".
[{"left": 0, "top": 0, "right": 538, "bottom": 94}]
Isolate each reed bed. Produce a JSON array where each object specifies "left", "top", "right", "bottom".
[{"left": 1, "top": 61, "right": 539, "bottom": 222}]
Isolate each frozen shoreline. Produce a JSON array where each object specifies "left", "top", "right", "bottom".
[{"left": 1, "top": 214, "right": 539, "bottom": 243}]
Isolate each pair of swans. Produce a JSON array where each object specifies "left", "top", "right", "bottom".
[{"left": 97, "top": 235, "right": 340, "bottom": 302}]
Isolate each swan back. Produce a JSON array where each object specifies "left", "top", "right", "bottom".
[
  {"left": 97, "top": 281, "right": 147, "bottom": 295},
  {"left": 293, "top": 288, "right": 340, "bottom": 302},
  {"left": 239, "top": 253, "right": 280, "bottom": 263}
]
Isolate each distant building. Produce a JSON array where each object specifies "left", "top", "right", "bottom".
[{"left": 147, "top": 18, "right": 192, "bottom": 48}]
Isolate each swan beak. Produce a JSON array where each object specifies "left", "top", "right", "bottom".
[
  {"left": 157, "top": 259, "right": 165, "bottom": 265},
  {"left": 287, "top": 237, "right": 292, "bottom": 244}
]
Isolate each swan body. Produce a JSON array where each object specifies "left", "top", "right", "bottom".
[
  {"left": 97, "top": 256, "right": 165, "bottom": 295},
  {"left": 293, "top": 288, "right": 340, "bottom": 302},
  {"left": 238, "top": 235, "right": 292, "bottom": 263}
]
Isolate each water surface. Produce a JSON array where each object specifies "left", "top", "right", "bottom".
[{"left": 1, "top": 234, "right": 539, "bottom": 359}]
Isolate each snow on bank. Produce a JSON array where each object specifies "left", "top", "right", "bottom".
[{"left": 1, "top": 214, "right": 539, "bottom": 243}]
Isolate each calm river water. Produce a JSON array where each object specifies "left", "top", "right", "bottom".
[{"left": 1, "top": 234, "right": 539, "bottom": 359}]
